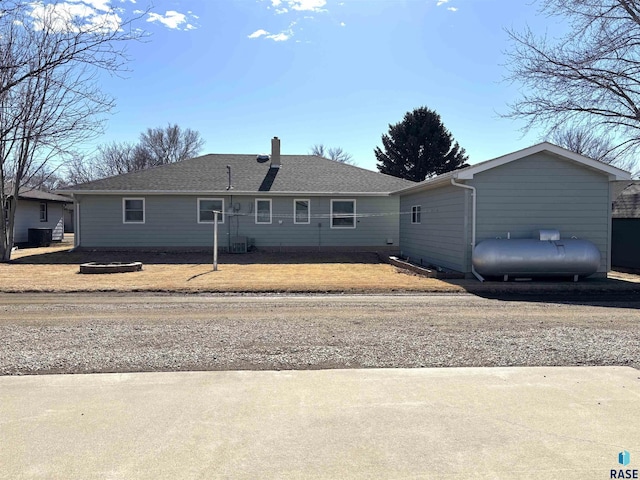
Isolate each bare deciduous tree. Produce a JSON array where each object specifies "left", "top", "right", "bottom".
[
  {"left": 21, "top": 166, "right": 66, "bottom": 191},
  {"left": 504, "top": 0, "right": 640, "bottom": 173},
  {"left": 0, "top": 0, "right": 144, "bottom": 261},
  {"left": 96, "top": 142, "right": 153, "bottom": 176},
  {"left": 310, "top": 144, "right": 356, "bottom": 165},
  {"left": 63, "top": 155, "right": 102, "bottom": 187},
  {"left": 140, "top": 124, "right": 205, "bottom": 166},
  {"left": 63, "top": 125, "right": 205, "bottom": 184},
  {"left": 546, "top": 125, "right": 634, "bottom": 169}
]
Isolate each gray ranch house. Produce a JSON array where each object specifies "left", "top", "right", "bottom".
[
  {"left": 61, "top": 140, "right": 632, "bottom": 280},
  {"left": 61, "top": 138, "right": 413, "bottom": 252},
  {"left": 395, "top": 143, "right": 632, "bottom": 279},
  {"left": 4, "top": 185, "right": 72, "bottom": 245}
]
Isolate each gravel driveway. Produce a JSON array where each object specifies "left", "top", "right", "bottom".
[{"left": 1, "top": 293, "right": 639, "bottom": 375}]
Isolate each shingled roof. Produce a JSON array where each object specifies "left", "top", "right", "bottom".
[
  {"left": 3, "top": 182, "right": 72, "bottom": 203},
  {"left": 61, "top": 154, "right": 414, "bottom": 195},
  {"left": 613, "top": 182, "right": 640, "bottom": 219}
]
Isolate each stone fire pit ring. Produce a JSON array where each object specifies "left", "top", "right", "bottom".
[{"left": 79, "top": 262, "right": 143, "bottom": 274}]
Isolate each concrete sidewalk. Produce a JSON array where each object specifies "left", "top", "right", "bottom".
[{"left": 1, "top": 367, "right": 639, "bottom": 479}]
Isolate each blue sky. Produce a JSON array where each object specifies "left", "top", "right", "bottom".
[{"left": 47, "top": 0, "right": 554, "bottom": 171}]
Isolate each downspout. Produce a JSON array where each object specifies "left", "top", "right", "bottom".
[
  {"left": 70, "top": 196, "right": 80, "bottom": 251},
  {"left": 450, "top": 178, "right": 484, "bottom": 282},
  {"left": 228, "top": 194, "right": 233, "bottom": 252}
]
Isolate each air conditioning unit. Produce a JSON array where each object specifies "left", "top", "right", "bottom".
[{"left": 230, "top": 236, "right": 247, "bottom": 254}]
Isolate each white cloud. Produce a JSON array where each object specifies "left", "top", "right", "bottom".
[
  {"left": 267, "top": 0, "right": 326, "bottom": 13},
  {"left": 69, "top": 0, "right": 112, "bottom": 12},
  {"left": 340, "top": 21, "right": 345, "bottom": 27},
  {"left": 147, "top": 10, "right": 188, "bottom": 30},
  {"left": 145, "top": 7, "right": 199, "bottom": 31},
  {"left": 256, "top": 0, "right": 328, "bottom": 43},
  {"left": 28, "top": 1, "right": 122, "bottom": 33},
  {"left": 267, "top": 31, "right": 290, "bottom": 41},
  {"left": 248, "top": 23, "right": 295, "bottom": 42},
  {"left": 437, "top": 0, "right": 459, "bottom": 11},
  {"left": 26, "top": 1, "right": 197, "bottom": 33},
  {"left": 288, "top": 0, "right": 326, "bottom": 12},
  {"left": 248, "top": 29, "right": 269, "bottom": 38}
]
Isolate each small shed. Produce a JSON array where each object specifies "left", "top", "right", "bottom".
[
  {"left": 395, "top": 143, "right": 632, "bottom": 280},
  {"left": 4, "top": 186, "right": 73, "bottom": 244},
  {"left": 612, "top": 181, "right": 640, "bottom": 269}
]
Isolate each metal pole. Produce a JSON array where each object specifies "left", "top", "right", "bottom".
[{"left": 213, "top": 210, "right": 218, "bottom": 271}]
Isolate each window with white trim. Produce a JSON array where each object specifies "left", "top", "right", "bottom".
[
  {"left": 255, "top": 199, "right": 272, "bottom": 224},
  {"left": 294, "top": 199, "right": 310, "bottom": 224},
  {"left": 123, "top": 198, "right": 145, "bottom": 224},
  {"left": 39, "top": 202, "right": 47, "bottom": 222},
  {"left": 411, "top": 205, "right": 421, "bottom": 224},
  {"left": 331, "top": 199, "right": 356, "bottom": 229},
  {"left": 198, "top": 198, "right": 225, "bottom": 224}
]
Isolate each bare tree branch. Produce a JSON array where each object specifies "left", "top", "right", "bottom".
[
  {"left": 0, "top": 0, "right": 146, "bottom": 261},
  {"left": 63, "top": 125, "right": 206, "bottom": 184},
  {"left": 309, "top": 144, "right": 356, "bottom": 165},
  {"left": 139, "top": 124, "right": 205, "bottom": 166},
  {"left": 504, "top": 0, "right": 640, "bottom": 173}
]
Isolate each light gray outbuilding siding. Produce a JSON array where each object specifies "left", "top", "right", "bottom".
[
  {"left": 468, "top": 152, "right": 611, "bottom": 273},
  {"left": 398, "top": 185, "right": 469, "bottom": 272},
  {"left": 13, "top": 200, "right": 65, "bottom": 243},
  {"left": 76, "top": 194, "right": 401, "bottom": 250},
  {"left": 397, "top": 150, "right": 616, "bottom": 276}
]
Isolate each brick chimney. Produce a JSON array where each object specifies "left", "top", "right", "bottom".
[{"left": 271, "top": 137, "right": 281, "bottom": 168}]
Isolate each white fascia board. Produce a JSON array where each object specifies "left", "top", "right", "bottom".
[
  {"left": 395, "top": 142, "right": 632, "bottom": 196},
  {"left": 456, "top": 142, "right": 632, "bottom": 180},
  {"left": 63, "top": 190, "right": 395, "bottom": 197}
]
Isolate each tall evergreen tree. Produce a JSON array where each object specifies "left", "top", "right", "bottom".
[{"left": 375, "top": 107, "right": 468, "bottom": 181}]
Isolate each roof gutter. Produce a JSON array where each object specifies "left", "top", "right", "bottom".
[
  {"left": 59, "top": 190, "right": 398, "bottom": 197},
  {"left": 450, "top": 178, "right": 484, "bottom": 282},
  {"left": 391, "top": 174, "right": 454, "bottom": 195}
]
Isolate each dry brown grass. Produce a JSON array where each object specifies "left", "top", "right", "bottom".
[{"left": 1, "top": 240, "right": 461, "bottom": 293}]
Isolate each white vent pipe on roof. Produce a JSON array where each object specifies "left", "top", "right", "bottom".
[{"left": 271, "top": 137, "right": 281, "bottom": 168}]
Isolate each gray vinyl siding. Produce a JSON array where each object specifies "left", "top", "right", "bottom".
[
  {"left": 76, "top": 194, "right": 400, "bottom": 249},
  {"left": 13, "top": 200, "right": 65, "bottom": 243},
  {"left": 469, "top": 152, "right": 611, "bottom": 273},
  {"left": 398, "top": 185, "right": 468, "bottom": 272}
]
